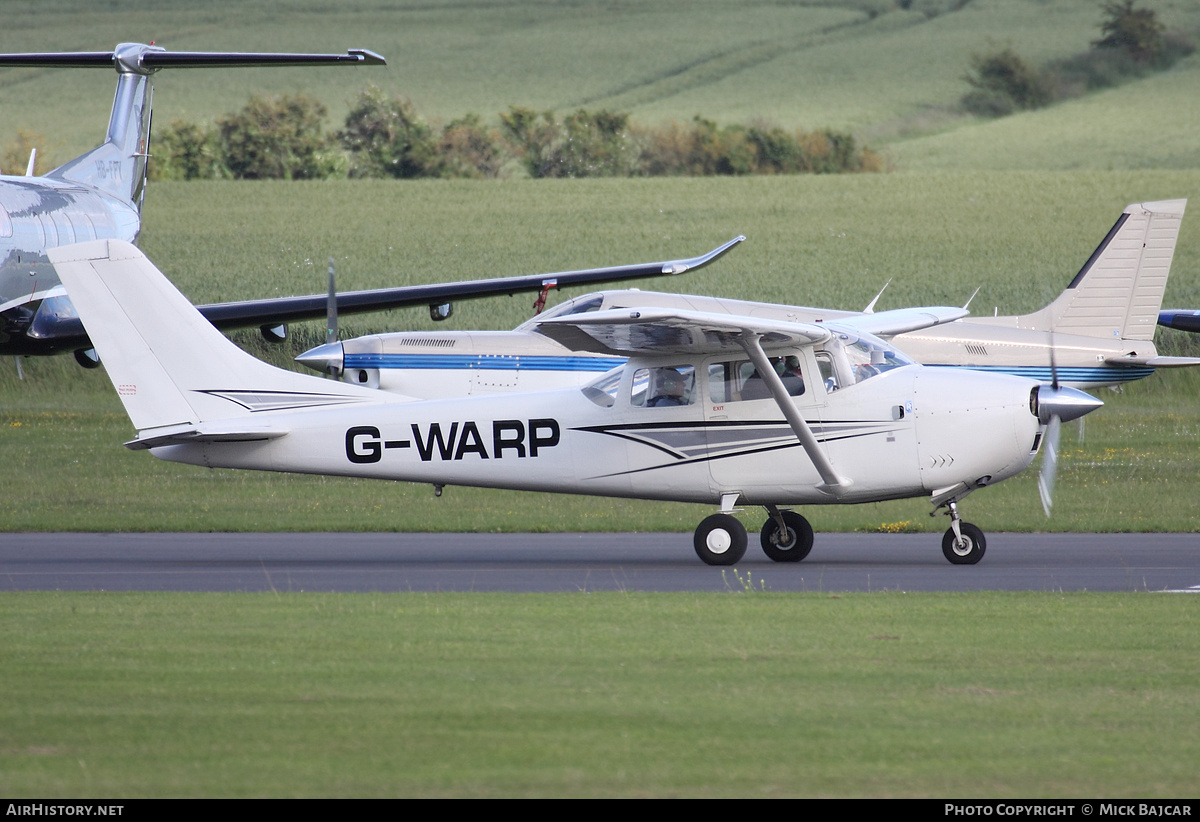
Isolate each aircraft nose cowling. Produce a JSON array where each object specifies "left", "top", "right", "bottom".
[
  {"left": 1033, "top": 385, "right": 1104, "bottom": 424},
  {"left": 912, "top": 369, "right": 1043, "bottom": 491}
]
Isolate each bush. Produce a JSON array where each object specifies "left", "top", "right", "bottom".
[
  {"left": 434, "top": 114, "right": 506, "bottom": 179},
  {"left": 150, "top": 120, "right": 223, "bottom": 181},
  {"left": 1, "top": 130, "right": 52, "bottom": 176},
  {"left": 632, "top": 117, "right": 877, "bottom": 176},
  {"left": 1093, "top": 0, "right": 1165, "bottom": 64},
  {"left": 339, "top": 86, "right": 438, "bottom": 179},
  {"left": 218, "top": 93, "right": 342, "bottom": 180},
  {"left": 499, "top": 107, "right": 637, "bottom": 178},
  {"left": 138, "top": 93, "right": 882, "bottom": 182},
  {"left": 961, "top": 47, "right": 1052, "bottom": 116}
]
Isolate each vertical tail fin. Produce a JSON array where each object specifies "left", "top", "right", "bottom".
[
  {"left": 1019, "top": 199, "right": 1186, "bottom": 340},
  {"left": 48, "top": 240, "right": 385, "bottom": 434},
  {"left": 0, "top": 43, "right": 385, "bottom": 210},
  {"left": 48, "top": 53, "right": 155, "bottom": 208}
]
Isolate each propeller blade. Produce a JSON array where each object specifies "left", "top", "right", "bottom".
[
  {"left": 1038, "top": 415, "right": 1061, "bottom": 517},
  {"left": 326, "top": 257, "right": 338, "bottom": 347},
  {"left": 1048, "top": 330, "right": 1059, "bottom": 390}
]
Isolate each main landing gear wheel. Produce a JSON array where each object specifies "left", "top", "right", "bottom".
[
  {"left": 760, "top": 510, "right": 814, "bottom": 562},
  {"left": 942, "top": 522, "right": 986, "bottom": 565},
  {"left": 694, "top": 514, "right": 747, "bottom": 566}
]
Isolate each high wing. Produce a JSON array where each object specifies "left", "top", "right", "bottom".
[
  {"left": 837, "top": 306, "right": 969, "bottom": 337},
  {"left": 535, "top": 305, "right": 830, "bottom": 356},
  {"left": 38, "top": 237, "right": 746, "bottom": 355}
]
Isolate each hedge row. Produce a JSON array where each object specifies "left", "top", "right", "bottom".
[{"left": 149, "top": 90, "right": 883, "bottom": 181}]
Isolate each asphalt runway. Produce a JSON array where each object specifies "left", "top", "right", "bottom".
[{"left": 2, "top": 532, "right": 1198, "bottom": 592}]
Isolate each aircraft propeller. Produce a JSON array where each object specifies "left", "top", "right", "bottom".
[
  {"left": 324, "top": 257, "right": 339, "bottom": 376},
  {"left": 1034, "top": 332, "right": 1102, "bottom": 515}
]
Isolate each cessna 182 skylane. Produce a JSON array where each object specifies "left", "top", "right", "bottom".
[
  {"left": 51, "top": 238, "right": 1102, "bottom": 566},
  {"left": 298, "top": 199, "right": 1198, "bottom": 397},
  {"left": 2, "top": 43, "right": 734, "bottom": 367}
]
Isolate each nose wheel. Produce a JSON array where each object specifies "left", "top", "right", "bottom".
[{"left": 940, "top": 502, "right": 986, "bottom": 564}]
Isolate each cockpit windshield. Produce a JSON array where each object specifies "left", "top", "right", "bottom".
[
  {"left": 818, "top": 327, "right": 913, "bottom": 391},
  {"left": 518, "top": 294, "right": 605, "bottom": 330},
  {"left": 581, "top": 365, "right": 622, "bottom": 407}
]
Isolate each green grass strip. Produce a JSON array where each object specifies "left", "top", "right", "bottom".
[{"left": 2, "top": 591, "right": 1197, "bottom": 797}]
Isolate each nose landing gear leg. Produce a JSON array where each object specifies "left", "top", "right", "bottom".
[{"left": 940, "top": 501, "right": 986, "bottom": 565}]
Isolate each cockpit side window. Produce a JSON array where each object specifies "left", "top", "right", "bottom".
[{"left": 633, "top": 365, "right": 695, "bottom": 408}]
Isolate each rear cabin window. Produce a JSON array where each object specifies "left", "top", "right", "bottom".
[{"left": 709, "top": 356, "right": 805, "bottom": 404}]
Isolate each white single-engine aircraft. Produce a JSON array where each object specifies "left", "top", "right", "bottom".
[
  {"left": 51, "top": 239, "right": 1103, "bottom": 566},
  {"left": 298, "top": 199, "right": 1197, "bottom": 395}
]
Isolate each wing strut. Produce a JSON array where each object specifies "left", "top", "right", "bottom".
[{"left": 737, "top": 333, "right": 850, "bottom": 497}]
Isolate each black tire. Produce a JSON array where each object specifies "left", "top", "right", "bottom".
[
  {"left": 694, "top": 514, "right": 748, "bottom": 566},
  {"left": 760, "top": 510, "right": 814, "bottom": 562},
  {"left": 942, "top": 522, "right": 986, "bottom": 565}
]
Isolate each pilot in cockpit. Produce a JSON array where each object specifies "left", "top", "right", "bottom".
[{"left": 647, "top": 367, "right": 691, "bottom": 407}]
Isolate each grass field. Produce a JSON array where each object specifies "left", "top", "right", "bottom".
[{"left": 2, "top": 591, "right": 1197, "bottom": 798}]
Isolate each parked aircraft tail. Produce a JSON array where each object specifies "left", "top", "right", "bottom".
[
  {"left": 48, "top": 240, "right": 388, "bottom": 442},
  {"left": 1, "top": 43, "right": 384, "bottom": 211},
  {"left": 1008, "top": 199, "right": 1186, "bottom": 341}
]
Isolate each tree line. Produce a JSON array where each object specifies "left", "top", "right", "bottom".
[
  {"left": 147, "top": 90, "right": 884, "bottom": 182},
  {"left": 961, "top": 0, "right": 1194, "bottom": 117}
]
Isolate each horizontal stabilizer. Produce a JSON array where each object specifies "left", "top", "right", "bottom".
[
  {"left": 0, "top": 47, "right": 384, "bottom": 72},
  {"left": 1105, "top": 354, "right": 1200, "bottom": 369},
  {"left": 125, "top": 425, "right": 289, "bottom": 451},
  {"left": 1158, "top": 309, "right": 1200, "bottom": 333}
]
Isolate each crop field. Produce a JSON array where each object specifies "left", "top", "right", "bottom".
[{"left": 3, "top": 1, "right": 1200, "bottom": 169}]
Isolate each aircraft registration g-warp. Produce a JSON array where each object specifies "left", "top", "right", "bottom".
[
  {"left": 1, "top": 43, "right": 736, "bottom": 367},
  {"left": 51, "top": 239, "right": 1103, "bottom": 566},
  {"left": 298, "top": 199, "right": 1199, "bottom": 396}
]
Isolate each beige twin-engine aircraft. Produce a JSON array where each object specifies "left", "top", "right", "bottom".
[
  {"left": 299, "top": 200, "right": 1195, "bottom": 396},
  {"left": 51, "top": 239, "right": 1102, "bottom": 566}
]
